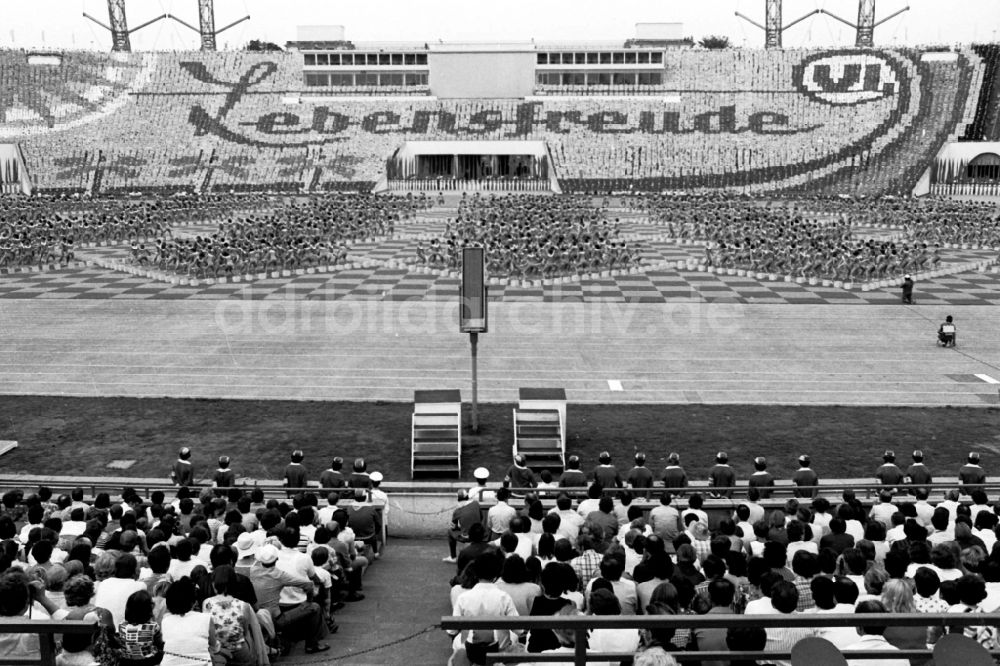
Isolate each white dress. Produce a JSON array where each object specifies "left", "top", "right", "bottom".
[{"left": 160, "top": 611, "right": 212, "bottom": 666}]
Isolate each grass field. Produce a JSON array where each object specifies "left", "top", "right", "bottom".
[{"left": 0, "top": 396, "right": 998, "bottom": 484}]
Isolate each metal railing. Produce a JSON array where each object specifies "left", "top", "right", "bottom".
[
  {"left": 440, "top": 612, "right": 1000, "bottom": 665},
  {"left": 0, "top": 619, "right": 96, "bottom": 666}
]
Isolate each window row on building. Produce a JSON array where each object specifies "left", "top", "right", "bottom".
[
  {"left": 536, "top": 51, "right": 664, "bottom": 65},
  {"left": 535, "top": 71, "right": 664, "bottom": 86},
  {"left": 303, "top": 71, "right": 429, "bottom": 87},
  {"left": 303, "top": 52, "right": 430, "bottom": 67}
]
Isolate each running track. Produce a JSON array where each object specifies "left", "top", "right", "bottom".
[{"left": 1, "top": 299, "right": 998, "bottom": 406}]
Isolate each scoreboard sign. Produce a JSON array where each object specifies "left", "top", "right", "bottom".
[{"left": 460, "top": 247, "right": 487, "bottom": 333}]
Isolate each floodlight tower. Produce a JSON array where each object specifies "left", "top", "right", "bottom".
[
  {"left": 198, "top": 0, "right": 217, "bottom": 51},
  {"left": 107, "top": 0, "right": 130, "bottom": 52},
  {"left": 167, "top": 1, "right": 251, "bottom": 51},
  {"left": 83, "top": 1, "right": 168, "bottom": 52},
  {"left": 736, "top": 1, "right": 820, "bottom": 49},
  {"left": 856, "top": 0, "right": 877, "bottom": 47},
  {"left": 765, "top": 0, "right": 783, "bottom": 49},
  {"left": 818, "top": 1, "right": 910, "bottom": 47}
]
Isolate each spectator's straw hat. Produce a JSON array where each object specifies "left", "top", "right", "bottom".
[
  {"left": 235, "top": 533, "right": 256, "bottom": 559},
  {"left": 473, "top": 467, "right": 490, "bottom": 480},
  {"left": 257, "top": 545, "right": 279, "bottom": 565},
  {"left": 369, "top": 472, "right": 383, "bottom": 483}
]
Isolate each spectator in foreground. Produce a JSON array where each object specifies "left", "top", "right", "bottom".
[
  {"left": 117, "top": 590, "right": 163, "bottom": 666},
  {"left": 842, "top": 600, "right": 909, "bottom": 666}
]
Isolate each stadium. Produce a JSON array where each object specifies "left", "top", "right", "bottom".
[{"left": 1, "top": 0, "right": 1000, "bottom": 664}]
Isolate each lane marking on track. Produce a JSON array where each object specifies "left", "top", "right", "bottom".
[{"left": 976, "top": 374, "right": 1000, "bottom": 384}]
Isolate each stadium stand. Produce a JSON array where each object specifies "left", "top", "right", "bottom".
[
  {"left": 0, "top": 46, "right": 990, "bottom": 195},
  {"left": 960, "top": 44, "right": 1000, "bottom": 141}
]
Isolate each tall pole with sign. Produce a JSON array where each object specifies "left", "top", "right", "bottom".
[{"left": 459, "top": 247, "right": 487, "bottom": 433}]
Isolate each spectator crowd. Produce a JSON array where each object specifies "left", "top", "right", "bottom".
[
  {"left": 0, "top": 448, "right": 391, "bottom": 665},
  {"left": 445, "top": 448, "right": 1000, "bottom": 665}
]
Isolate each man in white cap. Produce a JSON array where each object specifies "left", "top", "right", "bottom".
[
  {"left": 246, "top": 544, "right": 329, "bottom": 655},
  {"left": 170, "top": 447, "right": 194, "bottom": 487},
  {"left": 469, "top": 467, "right": 496, "bottom": 503},
  {"left": 368, "top": 471, "right": 388, "bottom": 554}
]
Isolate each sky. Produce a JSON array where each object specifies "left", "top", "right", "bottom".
[{"left": 1, "top": 0, "right": 998, "bottom": 51}]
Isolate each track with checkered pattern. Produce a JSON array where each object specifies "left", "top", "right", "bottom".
[
  {"left": 1, "top": 200, "right": 999, "bottom": 407},
  {"left": 0, "top": 207, "right": 998, "bottom": 304}
]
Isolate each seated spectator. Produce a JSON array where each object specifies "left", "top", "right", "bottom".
[
  {"left": 203, "top": 565, "right": 269, "bottom": 665},
  {"left": 842, "top": 600, "right": 909, "bottom": 666},
  {"left": 495, "top": 555, "right": 541, "bottom": 618},
  {"left": 246, "top": 545, "right": 328, "bottom": 655},
  {"left": 725, "top": 625, "right": 769, "bottom": 666},
  {"left": 692, "top": 578, "right": 736, "bottom": 666},
  {"left": 449, "top": 550, "right": 519, "bottom": 666},
  {"left": 94, "top": 553, "right": 146, "bottom": 627},
  {"left": 587, "top": 588, "right": 640, "bottom": 666},
  {"left": 117, "top": 590, "right": 164, "bottom": 666}
]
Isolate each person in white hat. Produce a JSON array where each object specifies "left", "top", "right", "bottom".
[
  {"left": 368, "top": 471, "right": 388, "bottom": 554},
  {"left": 234, "top": 532, "right": 258, "bottom": 569},
  {"left": 170, "top": 447, "right": 194, "bottom": 487},
  {"left": 469, "top": 467, "right": 496, "bottom": 503}
]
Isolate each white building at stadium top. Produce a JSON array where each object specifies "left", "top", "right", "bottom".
[{"left": 286, "top": 24, "right": 692, "bottom": 99}]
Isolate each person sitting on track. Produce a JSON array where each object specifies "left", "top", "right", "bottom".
[{"left": 938, "top": 315, "right": 956, "bottom": 347}]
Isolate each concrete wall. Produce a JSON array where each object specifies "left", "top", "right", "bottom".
[{"left": 429, "top": 51, "right": 536, "bottom": 99}]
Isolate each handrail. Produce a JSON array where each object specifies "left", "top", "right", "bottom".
[
  {"left": 2, "top": 478, "right": 999, "bottom": 497},
  {"left": 0, "top": 619, "right": 97, "bottom": 666},
  {"left": 440, "top": 613, "right": 1000, "bottom": 666}
]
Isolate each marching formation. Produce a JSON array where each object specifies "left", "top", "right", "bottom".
[{"left": 417, "top": 193, "right": 640, "bottom": 278}]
